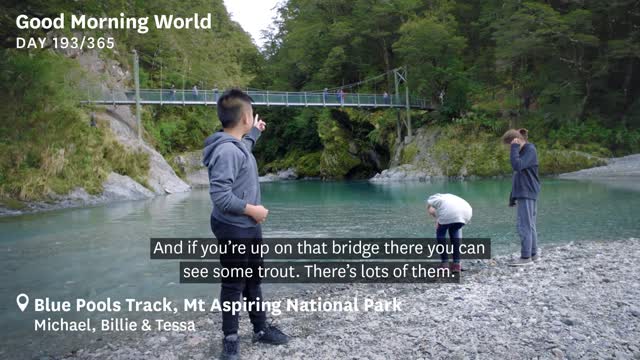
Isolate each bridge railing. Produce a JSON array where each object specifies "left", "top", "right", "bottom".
[{"left": 84, "top": 89, "right": 429, "bottom": 109}]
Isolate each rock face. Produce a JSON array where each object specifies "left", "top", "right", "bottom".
[
  {"left": 175, "top": 149, "right": 302, "bottom": 186},
  {"left": 369, "top": 164, "right": 433, "bottom": 182},
  {"left": 560, "top": 154, "right": 640, "bottom": 179},
  {"left": 94, "top": 106, "right": 190, "bottom": 196},
  {"left": 389, "top": 127, "right": 443, "bottom": 170},
  {"left": 39, "top": 172, "right": 155, "bottom": 212},
  {"left": 259, "top": 168, "right": 299, "bottom": 182},
  {"left": 77, "top": 45, "right": 191, "bottom": 196},
  {"left": 172, "top": 151, "right": 209, "bottom": 187},
  {"left": 102, "top": 173, "right": 156, "bottom": 200},
  {"left": 258, "top": 168, "right": 298, "bottom": 182},
  {"left": 0, "top": 47, "right": 191, "bottom": 216},
  {"left": 75, "top": 47, "right": 191, "bottom": 196},
  {"left": 370, "top": 127, "right": 445, "bottom": 182}
]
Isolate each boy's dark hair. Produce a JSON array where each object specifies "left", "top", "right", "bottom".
[{"left": 217, "top": 89, "right": 253, "bottom": 128}]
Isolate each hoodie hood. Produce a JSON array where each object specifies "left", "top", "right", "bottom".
[
  {"left": 426, "top": 193, "right": 473, "bottom": 225},
  {"left": 427, "top": 193, "right": 444, "bottom": 208},
  {"left": 202, "top": 131, "right": 245, "bottom": 167}
]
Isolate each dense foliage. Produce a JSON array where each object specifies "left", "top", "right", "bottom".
[
  {"left": 0, "top": 51, "right": 149, "bottom": 201},
  {"left": 2, "top": 0, "right": 639, "bottom": 204},
  {"left": 254, "top": 0, "right": 640, "bottom": 170},
  {"left": 0, "top": 0, "right": 257, "bottom": 202}
]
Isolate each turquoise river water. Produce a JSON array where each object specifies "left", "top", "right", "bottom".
[{"left": 0, "top": 178, "right": 638, "bottom": 358}]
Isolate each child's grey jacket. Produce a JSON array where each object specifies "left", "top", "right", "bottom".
[{"left": 203, "top": 127, "right": 261, "bottom": 228}]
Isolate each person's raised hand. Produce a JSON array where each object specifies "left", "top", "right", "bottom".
[
  {"left": 511, "top": 138, "right": 523, "bottom": 146},
  {"left": 254, "top": 114, "right": 266, "bottom": 132}
]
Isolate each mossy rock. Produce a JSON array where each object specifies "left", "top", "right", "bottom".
[
  {"left": 320, "top": 146, "right": 361, "bottom": 178},
  {"left": 263, "top": 150, "right": 322, "bottom": 178},
  {"left": 0, "top": 197, "right": 28, "bottom": 210},
  {"left": 538, "top": 150, "right": 605, "bottom": 175},
  {"left": 317, "top": 110, "right": 362, "bottom": 178},
  {"left": 431, "top": 126, "right": 511, "bottom": 177},
  {"left": 400, "top": 143, "right": 419, "bottom": 164},
  {"left": 295, "top": 151, "right": 322, "bottom": 177}
]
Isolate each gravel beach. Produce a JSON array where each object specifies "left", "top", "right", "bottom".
[
  {"left": 560, "top": 154, "right": 640, "bottom": 179},
  {"left": 55, "top": 238, "right": 640, "bottom": 360}
]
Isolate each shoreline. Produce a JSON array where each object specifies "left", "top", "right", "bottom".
[
  {"left": 559, "top": 154, "right": 640, "bottom": 179},
  {"left": 37, "top": 238, "right": 639, "bottom": 359},
  {"left": 3, "top": 152, "right": 638, "bottom": 218}
]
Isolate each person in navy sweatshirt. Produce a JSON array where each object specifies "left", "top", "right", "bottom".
[{"left": 502, "top": 128, "right": 541, "bottom": 266}]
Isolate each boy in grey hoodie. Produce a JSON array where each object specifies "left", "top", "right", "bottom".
[{"left": 203, "top": 89, "right": 289, "bottom": 360}]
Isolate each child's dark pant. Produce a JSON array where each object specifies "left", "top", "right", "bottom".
[
  {"left": 436, "top": 222, "right": 465, "bottom": 264},
  {"left": 516, "top": 198, "right": 538, "bottom": 258},
  {"left": 211, "top": 217, "right": 267, "bottom": 336}
]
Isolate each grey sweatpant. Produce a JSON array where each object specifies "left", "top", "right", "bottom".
[{"left": 516, "top": 198, "right": 538, "bottom": 258}]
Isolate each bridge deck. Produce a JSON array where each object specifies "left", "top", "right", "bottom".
[{"left": 82, "top": 90, "right": 432, "bottom": 110}]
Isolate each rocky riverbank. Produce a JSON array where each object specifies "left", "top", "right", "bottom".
[
  {"left": 369, "top": 164, "right": 446, "bottom": 182},
  {"left": 55, "top": 238, "right": 640, "bottom": 359},
  {"left": 0, "top": 111, "right": 190, "bottom": 217},
  {"left": 0, "top": 49, "right": 190, "bottom": 218},
  {"left": 172, "top": 150, "right": 303, "bottom": 187},
  {"left": 560, "top": 154, "right": 640, "bottom": 179}
]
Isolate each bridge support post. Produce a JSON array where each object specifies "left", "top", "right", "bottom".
[
  {"left": 404, "top": 67, "right": 411, "bottom": 141},
  {"left": 133, "top": 50, "right": 142, "bottom": 141},
  {"left": 393, "top": 67, "right": 412, "bottom": 141},
  {"left": 396, "top": 110, "right": 402, "bottom": 140}
]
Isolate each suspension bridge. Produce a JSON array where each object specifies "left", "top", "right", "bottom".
[
  {"left": 83, "top": 88, "right": 431, "bottom": 109},
  {"left": 82, "top": 50, "right": 433, "bottom": 140}
]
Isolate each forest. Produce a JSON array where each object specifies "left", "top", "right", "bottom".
[
  {"left": 253, "top": 0, "right": 640, "bottom": 178},
  {"left": 1, "top": 0, "right": 639, "bottom": 200}
]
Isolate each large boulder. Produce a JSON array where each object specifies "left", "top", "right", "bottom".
[
  {"left": 98, "top": 111, "right": 191, "bottom": 194},
  {"left": 102, "top": 172, "right": 156, "bottom": 200},
  {"left": 369, "top": 164, "right": 432, "bottom": 183}
]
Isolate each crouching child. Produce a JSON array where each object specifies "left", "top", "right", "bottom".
[{"left": 427, "top": 193, "right": 473, "bottom": 273}]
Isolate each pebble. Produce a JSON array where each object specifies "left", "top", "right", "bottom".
[
  {"left": 572, "top": 333, "right": 587, "bottom": 341},
  {"left": 551, "top": 348, "right": 565, "bottom": 358}
]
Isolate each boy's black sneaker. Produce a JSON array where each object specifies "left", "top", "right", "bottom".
[
  {"left": 220, "top": 334, "right": 240, "bottom": 360},
  {"left": 253, "top": 325, "right": 290, "bottom": 345}
]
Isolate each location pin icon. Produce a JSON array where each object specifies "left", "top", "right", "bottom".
[{"left": 16, "top": 293, "right": 29, "bottom": 312}]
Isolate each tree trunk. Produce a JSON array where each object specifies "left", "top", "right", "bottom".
[
  {"left": 622, "top": 59, "right": 634, "bottom": 110},
  {"left": 382, "top": 37, "right": 392, "bottom": 91},
  {"left": 579, "top": 79, "right": 591, "bottom": 121}
]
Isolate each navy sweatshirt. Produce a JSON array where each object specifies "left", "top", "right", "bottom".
[{"left": 510, "top": 143, "right": 541, "bottom": 202}]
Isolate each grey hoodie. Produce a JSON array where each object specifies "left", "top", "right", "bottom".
[
  {"left": 202, "top": 127, "right": 262, "bottom": 228},
  {"left": 510, "top": 143, "right": 541, "bottom": 201}
]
